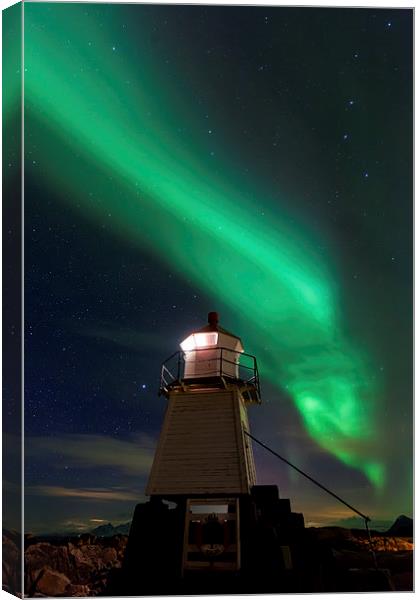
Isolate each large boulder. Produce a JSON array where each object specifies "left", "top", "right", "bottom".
[
  {"left": 25, "top": 543, "right": 72, "bottom": 589},
  {"left": 33, "top": 567, "right": 70, "bottom": 596}
]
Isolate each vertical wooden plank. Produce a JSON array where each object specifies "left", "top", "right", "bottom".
[{"left": 232, "top": 390, "right": 249, "bottom": 494}]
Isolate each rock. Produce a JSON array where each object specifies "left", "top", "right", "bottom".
[
  {"left": 309, "top": 526, "right": 413, "bottom": 553},
  {"left": 348, "top": 535, "right": 413, "bottom": 552},
  {"left": 23, "top": 534, "right": 129, "bottom": 595},
  {"left": 3, "top": 530, "right": 21, "bottom": 595},
  {"left": 91, "top": 522, "right": 130, "bottom": 537},
  {"left": 35, "top": 567, "right": 70, "bottom": 596},
  {"left": 107, "top": 534, "right": 128, "bottom": 559},
  {"left": 64, "top": 583, "right": 91, "bottom": 596},
  {"left": 102, "top": 546, "right": 118, "bottom": 565},
  {"left": 25, "top": 543, "right": 72, "bottom": 587},
  {"left": 68, "top": 542, "right": 119, "bottom": 573},
  {"left": 78, "top": 533, "right": 95, "bottom": 545}
]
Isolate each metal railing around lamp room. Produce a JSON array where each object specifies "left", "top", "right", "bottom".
[{"left": 159, "top": 347, "right": 260, "bottom": 398}]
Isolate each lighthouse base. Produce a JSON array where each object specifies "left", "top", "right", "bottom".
[{"left": 119, "top": 485, "right": 306, "bottom": 595}]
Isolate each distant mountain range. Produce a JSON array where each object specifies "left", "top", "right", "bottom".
[
  {"left": 333, "top": 516, "right": 393, "bottom": 531},
  {"left": 24, "top": 514, "right": 412, "bottom": 539},
  {"left": 386, "top": 515, "right": 413, "bottom": 537},
  {"left": 88, "top": 515, "right": 412, "bottom": 538},
  {"left": 90, "top": 522, "right": 131, "bottom": 537},
  {"left": 328, "top": 514, "right": 412, "bottom": 535}
]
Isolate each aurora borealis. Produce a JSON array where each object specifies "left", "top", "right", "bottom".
[{"left": 16, "top": 3, "right": 412, "bottom": 533}]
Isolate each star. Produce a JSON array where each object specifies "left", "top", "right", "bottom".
[{"left": 21, "top": 2, "right": 412, "bottom": 538}]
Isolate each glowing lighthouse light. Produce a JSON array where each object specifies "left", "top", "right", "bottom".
[
  {"left": 180, "top": 312, "right": 244, "bottom": 379},
  {"left": 180, "top": 331, "right": 219, "bottom": 352}
]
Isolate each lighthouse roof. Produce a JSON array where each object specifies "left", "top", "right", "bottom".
[
  {"left": 194, "top": 312, "right": 243, "bottom": 346},
  {"left": 195, "top": 322, "right": 242, "bottom": 343}
]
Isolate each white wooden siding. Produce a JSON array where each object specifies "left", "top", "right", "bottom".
[{"left": 146, "top": 389, "right": 255, "bottom": 496}]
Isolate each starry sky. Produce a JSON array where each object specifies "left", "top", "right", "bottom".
[{"left": 15, "top": 3, "right": 413, "bottom": 533}]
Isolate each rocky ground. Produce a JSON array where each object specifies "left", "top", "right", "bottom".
[
  {"left": 3, "top": 531, "right": 127, "bottom": 597},
  {"left": 2, "top": 521, "right": 414, "bottom": 596},
  {"left": 303, "top": 526, "right": 413, "bottom": 592}
]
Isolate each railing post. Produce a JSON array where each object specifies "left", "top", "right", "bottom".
[
  {"left": 220, "top": 348, "right": 223, "bottom": 377},
  {"left": 177, "top": 351, "right": 181, "bottom": 381}
]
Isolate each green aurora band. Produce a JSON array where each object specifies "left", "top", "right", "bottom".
[{"left": 24, "top": 5, "right": 384, "bottom": 487}]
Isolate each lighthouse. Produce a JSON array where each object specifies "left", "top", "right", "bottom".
[
  {"left": 146, "top": 312, "right": 260, "bottom": 574},
  {"left": 147, "top": 311, "right": 259, "bottom": 498},
  {"left": 122, "top": 313, "right": 304, "bottom": 593}
]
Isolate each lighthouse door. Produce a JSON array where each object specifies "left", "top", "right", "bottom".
[{"left": 182, "top": 498, "right": 240, "bottom": 574}]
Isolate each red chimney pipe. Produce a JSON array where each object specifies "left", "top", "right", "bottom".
[{"left": 208, "top": 312, "right": 219, "bottom": 329}]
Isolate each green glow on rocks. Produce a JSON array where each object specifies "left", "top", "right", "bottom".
[{"left": 24, "top": 4, "right": 384, "bottom": 487}]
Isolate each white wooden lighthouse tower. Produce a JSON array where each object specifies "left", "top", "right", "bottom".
[{"left": 146, "top": 312, "right": 261, "bottom": 573}]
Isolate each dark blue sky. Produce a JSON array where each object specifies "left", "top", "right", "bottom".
[{"left": 18, "top": 4, "right": 413, "bottom": 533}]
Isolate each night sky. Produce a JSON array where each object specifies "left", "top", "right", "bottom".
[{"left": 20, "top": 3, "right": 412, "bottom": 533}]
